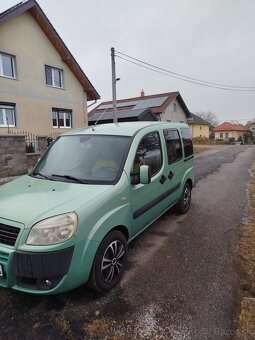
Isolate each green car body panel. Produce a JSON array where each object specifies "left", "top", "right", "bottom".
[{"left": 0, "top": 122, "right": 194, "bottom": 294}]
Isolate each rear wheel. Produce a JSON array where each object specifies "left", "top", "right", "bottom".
[
  {"left": 176, "top": 182, "right": 192, "bottom": 214},
  {"left": 88, "top": 230, "right": 128, "bottom": 292}
]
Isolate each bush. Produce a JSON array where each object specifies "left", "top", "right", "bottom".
[{"left": 26, "top": 143, "right": 35, "bottom": 153}]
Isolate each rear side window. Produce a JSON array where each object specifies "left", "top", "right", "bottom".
[
  {"left": 180, "top": 128, "right": 193, "bottom": 158},
  {"left": 163, "top": 129, "right": 182, "bottom": 163},
  {"left": 132, "top": 132, "right": 162, "bottom": 183}
]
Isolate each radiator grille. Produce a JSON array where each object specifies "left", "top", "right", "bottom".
[{"left": 0, "top": 224, "right": 20, "bottom": 246}]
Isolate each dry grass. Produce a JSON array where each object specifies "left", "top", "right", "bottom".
[
  {"left": 236, "top": 163, "right": 255, "bottom": 339},
  {"left": 193, "top": 145, "right": 212, "bottom": 154}
]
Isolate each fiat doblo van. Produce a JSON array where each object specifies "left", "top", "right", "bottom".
[{"left": 0, "top": 122, "right": 194, "bottom": 294}]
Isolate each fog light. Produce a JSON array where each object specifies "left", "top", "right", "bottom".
[{"left": 45, "top": 279, "right": 52, "bottom": 288}]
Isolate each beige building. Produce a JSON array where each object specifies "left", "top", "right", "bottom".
[
  {"left": 188, "top": 113, "right": 210, "bottom": 138},
  {"left": 214, "top": 121, "right": 249, "bottom": 141},
  {"left": 89, "top": 91, "right": 191, "bottom": 124},
  {"left": 0, "top": 0, "right": 99, "bottom": 137}
]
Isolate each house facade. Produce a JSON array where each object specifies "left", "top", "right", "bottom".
[
  {"left": 89, "top": 91, "right": 191, "bottom": 124},
  {"left": 0, "top": 0, "right": 99, "bottom": 137},
  {"left": 214, "top": 121, "right": 249, "bottom": 141},
  {"left": 188, "top": 113, "right": 210, "bottom": 138}
]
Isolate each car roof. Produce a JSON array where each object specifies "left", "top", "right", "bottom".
[{"left": 62, "top": 121, "right": 189, "bottom": 137}]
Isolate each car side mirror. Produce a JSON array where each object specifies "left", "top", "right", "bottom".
[{"left": 140, "top": 165, "right": 151, "bottom": 184}]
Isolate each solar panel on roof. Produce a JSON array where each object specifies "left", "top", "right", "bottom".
[{"left": 98, "top": 96, "right": 168, "bottom": 111}]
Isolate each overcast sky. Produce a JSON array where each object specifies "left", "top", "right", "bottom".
[{"left": 1, "top": 0, "right": 255, "bottom": 123}]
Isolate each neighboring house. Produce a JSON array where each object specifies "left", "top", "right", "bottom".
[
  {"left": 214, "top": 121, "right": 249, "bottom": 141},
  {"left": 188, "top": 113, "right": 210, "bottom": 138},
  {"left": 0, "top": 0, "right": 99, "bottom": 137},
  {"left": 89, "top": 90, "right": 191, "bottom": 124}
]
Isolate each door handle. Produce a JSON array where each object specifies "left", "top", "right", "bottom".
[
  {"left": 168, "top": 171, "right": 174, "bottom": 180},
  {"left": 160, "top": 175, "right": 167, "bottom": 184}
]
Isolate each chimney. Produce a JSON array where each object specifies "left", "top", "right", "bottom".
[{"left": 141, "top": 89, "right": 145, "bottom": 97}]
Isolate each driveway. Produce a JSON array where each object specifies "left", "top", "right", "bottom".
[{"left": 0, "top": 145, "right": 254, "bottom": 339}]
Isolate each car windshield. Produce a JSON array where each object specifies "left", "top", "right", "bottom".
[{"left": 32, "top": 135, "right": 131, "bottom": 184}]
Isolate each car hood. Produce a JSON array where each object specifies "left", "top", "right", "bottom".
[{"left": 0, "top": 175, "right": 112, "bottom": 228}]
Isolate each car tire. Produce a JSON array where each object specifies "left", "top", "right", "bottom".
[
  {"left": 88, "top": 230, "right": 128, "bottom": 292},
  {"left": 176, "top": 182, "right": 192, "bottom": 214}
]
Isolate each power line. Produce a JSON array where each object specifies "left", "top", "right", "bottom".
[{"left": 116, "top": 51, "right": 255, "bottom": 92}]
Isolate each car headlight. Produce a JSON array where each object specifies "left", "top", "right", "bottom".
[{"left": 27, "top": 212, "right": 78, "bottom": 245}]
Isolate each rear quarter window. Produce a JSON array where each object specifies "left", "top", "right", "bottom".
[
  {"left": 163, "top": 129, "right": 182, "bottom": 163},
  {"left": 180, "top": 128, "right": 193, "bottom": 158}
]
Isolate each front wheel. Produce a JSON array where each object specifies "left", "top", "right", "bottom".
[
  {"left": 176, "top": 182, "right": 192, "bottom": 214},
  {"left": 88, "top": 230, "right": 128, "bottom": 292}
]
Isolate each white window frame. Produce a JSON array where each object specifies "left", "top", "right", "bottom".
[
  {"left": 0, "top": 104, "right": 16, "bottom": 127},
  {"left": 45, "top": 65, "right": 64, "bottom": 88},
  {"left": 52, "top": 109, "right": 72, "bottom": 128},
  {"left": 0, "top": 52, "right": 16, "bottom": 79}
]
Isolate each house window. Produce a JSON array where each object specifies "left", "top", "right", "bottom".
[
  {"left": 225, "top": 133, "right": 229, "bottom": 139},
  {"left": 52, "top": 109, "right": 72, "bottom": 128},
  {"left": 0, "top": 103, "right": 16, "bottom": 127},
  {"left": 163, "top": 129, "right": 182, "bottom": 163},
  {"left": 45, "top": 65, "right": 63, "bottom": 88},
  {"left": 0, "top": 52, "right": 16, "bottom": 78},
  {"left": 220, "top": 133, "right": 223, "bottom": 138}
]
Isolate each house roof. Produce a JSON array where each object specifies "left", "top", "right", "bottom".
[
  {"left": 0, "top": 0, "right": 100, "bottom": 101},
  {"left": 189, "top": 113, "right": 210, "bottom": 126},
  {"left": 214, "top": 122, "right": 249, "bottom": 132},
  {"left": 89, "top": 91, "right": 190, "bottom": 117},
  {"left": 88, "top": 108, "right": 158, "bottom": 125}
]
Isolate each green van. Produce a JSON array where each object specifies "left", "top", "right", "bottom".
[{"left": 0, "top": 122, "right": 194, "bottom": 294}]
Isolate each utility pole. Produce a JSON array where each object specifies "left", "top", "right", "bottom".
[{"left": 111, "top": 47, "right": 118, "bottom": 124}]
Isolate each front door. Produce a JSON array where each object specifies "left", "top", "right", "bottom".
[{"left": 131, "top": 131, "right": 167, "bottom": 236}]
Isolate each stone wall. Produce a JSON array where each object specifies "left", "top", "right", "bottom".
[
  {"left": 0, "top": 135, "right": 48, "bottom": 178},
  {"left": 0, "top": 135, "right": 28, "bottom": 177},
  {"left": 26, "top": 153, "right": 41, "bottom": 171}
]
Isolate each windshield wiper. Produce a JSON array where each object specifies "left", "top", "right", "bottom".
[
  {"left": 32, "top": 172, "right": 52, "bottom": 180},
  {"left": 51, "top": 174, "right": 88, "bottom": 184}
]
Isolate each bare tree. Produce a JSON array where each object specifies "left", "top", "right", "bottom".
[
  {"left": 246, "top": 117, "right": 255, "bottom": 125},
  {"left": 195, "top": 111, "right": 219, "bottom": 127}
]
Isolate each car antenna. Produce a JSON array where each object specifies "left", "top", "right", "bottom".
[{"left": 92, "top": 108, "right": 108, "bottom": 131}]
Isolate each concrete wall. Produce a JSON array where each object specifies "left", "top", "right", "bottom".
[{"left": 0, "top": 11, "right": 87, "bottom": 136}]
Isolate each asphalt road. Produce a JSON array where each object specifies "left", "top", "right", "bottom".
[{"left": 0, "top": 145, "right": 254, "bottom": 340}]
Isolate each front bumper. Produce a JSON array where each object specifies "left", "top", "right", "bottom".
[
  {"left": 0, "top": 238, "right": 100, "bottom": 294},
  {"left": 0, "top": 246, "right": 74, "bottom": 291},
  {"left": 11, "top": 247, "right": 74, "bottom": 290}
]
